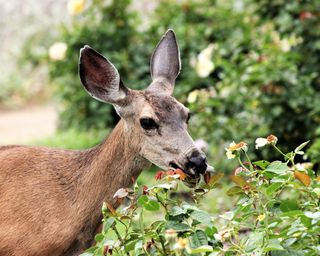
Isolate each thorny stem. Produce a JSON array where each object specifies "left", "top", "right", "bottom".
[
  {"left": 156, "top": 192, "right": 169, "bottom": 214},
  {"left": 237, "top": 157, "right": 249, "bottom": 172},
  {"left": 244, "top": 151, "right": 254, "bottom": 172},
  {"left": 112, "top": 224, "right": 130, "bottom": 256},
  {"left": 158, "top": 233, "right": 168, "bottom": 256}
]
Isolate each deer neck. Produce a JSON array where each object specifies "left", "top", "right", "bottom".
[{"left": 74, "top": 119, "right": 150, "bottom": 217}]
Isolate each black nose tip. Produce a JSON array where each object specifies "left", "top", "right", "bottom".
[{"left": 187, "top": 151, "right": 207, "bottom": 174}]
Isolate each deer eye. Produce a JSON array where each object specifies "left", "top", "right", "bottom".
[
  {"left": 186, "top": 112, "right": 193, "bottom": 124},
  {"left": 140, "top": 118, "right": 158, "bottom": 130}
]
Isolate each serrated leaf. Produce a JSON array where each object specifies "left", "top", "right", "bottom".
[
  {"left": 94, "top": 233, "right": 104, "bottom": 242},
  {"left": 253, "top": 160, "right": 270, "bottom": 169},
  {"left": 79, "top": 253, "right": 94, "bottom": 256},
  {"left": 208, "top": 173, "right": 224, "bottom": 185},
  {"left": 266, "top": 182, "right": 282, "bottom": 196},
  {"left": 280, "top": 200, "right": 299, "bottom": 212},
  {"left": 226, "top": 186, "right": 244, "bottom": 196},
  {"left": 137, "top": 195, "right": 148, "bottom": 205},
  {"left": 125, "top": 239, "right": 137, "bottom": 252},
  {"left": 264, "top": 239, "right": 284, "bottom": 251},
  {"left": 103, "top": 217, "right": 115, "bottom": 233},
  {"left": 219, "top": 211, "right": 234, "bottom": 220},
  {"left": 144, "top": 200, "right": 160, "bottom": 211},
  {"left": 189, "top": 230, "right": 208, "bottom": 248},
  {"left": 137, "top": 195, "right": 160, "bottom": 211},
  {"left": 170, "top": 206, "right": 187, "bottom": 216},
  {"left": 280, "top": 210, "right": 304, "bottom": 217},
  {"left": 265, "top": 161, "right": 289, "bottom": 174},
  {"left": 187, "top": 245, "right": 213, "bottom": 253},
  {"left": 294, "top": 171, "right": 311, "bottom": 186},
  {"left": 230, "top": 175, "right": 247, "bottom": 186},
  {"left": 190, "top": 210, "right": 212, "bottom": 224},
  {"left": 165, "top": 221, "right": 191, "bottom": 232},
  {"left": 245, "top": 231, "right": 264, "bottom": 252}
]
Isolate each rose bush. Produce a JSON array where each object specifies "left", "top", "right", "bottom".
[{"left": 81, "top": 136, "right": 320, "bottom": 256}]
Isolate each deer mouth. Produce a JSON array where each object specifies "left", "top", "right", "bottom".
[{"left": 169, "top": 161, "right": 200, "bottom": 187}]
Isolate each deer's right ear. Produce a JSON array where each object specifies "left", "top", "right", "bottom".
[{"left": 79, "top": 46, "right": 129, "bottom": 106}]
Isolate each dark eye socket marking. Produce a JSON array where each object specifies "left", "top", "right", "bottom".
[
  {"left": 186, "top": 112, "right": 193, "bottom": 124},
  {"left": 140, "top": 118, "right": 158, "bottom": 130}
]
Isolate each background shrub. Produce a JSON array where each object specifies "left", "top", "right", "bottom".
[{"left": 45, "top": 0, "right": 320, "bottom": 170}]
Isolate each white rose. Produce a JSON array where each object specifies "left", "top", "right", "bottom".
[
  {"left": 49, "top": 42, "right": 67, "bottom": 61},
  {"left": 255, "top": 138, "right": 268, "bottom": 149},
  {"left": 195, "top": 44, "right": 215, "bottom": 78}
]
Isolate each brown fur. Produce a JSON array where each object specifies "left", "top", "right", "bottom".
[
  {"left": 0, "top": 120, "right": 150, "bottom": 255},
  {"left": 0, "top": 29, "right": 207, "bottom": 256}
]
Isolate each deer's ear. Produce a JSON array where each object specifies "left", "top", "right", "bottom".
[
  {"left": 148, "top": 29, "right": 181, "bottom": 94},
  {"left": 79, "top": 46, "right": 129, "bottom": 105}
]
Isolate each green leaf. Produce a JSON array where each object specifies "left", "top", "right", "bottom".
[
  {"left": 187, "top": 245, "right": 213, "bottom": 253},
  {"left": 170, "top": 206, "right": 187, "bottom": 216},
  {"left": 245, "top": 231, "right": 264, "bottom": 252},
  {"left": 265, "top": 161, "right": 289, "bottom": 175},
  {"left": 79, "top": 253, "right": 94, "bottom": 256},
  {"left": 205, "top": 226, "right": 218, "bottom": 238},
  {"left": 280, "top": 210, "right": 304, "bottom": 217},
  {"left": 125, "top": 240, "right": 137, "bottom": 252},
  {"left": 165, "top": 221, "right": 191, "bottom": 232},
  {"left": 219, "top": 211, "right": 234, "bottom": 220},
  {"left": 144, "top": 200, "right": 160, "bottom": 211},
  {"left": 190, "top": 210, "right": 212, "bottom": 225},
  {"left": 137, "top": 195, "right": 160, "bottom": 211},
  {"left": 263, "top": 239, "right": 284, "bottom": 251},
  {"left": 226, "top": 186, "right": 244, "bottom": 196},
  {"left": 94, "top": 233, "right": 104, "bottom": 242},
  {"left": 266, "top": 182, "right": 283, "bottom": 196},
  {"left": 134, "top": 240, "right": 143, "bottom": 255},
  {"left": 253, "top": 160, "right": 270, "bottom": 169},
  {"left": 137, "top": 195, "right": 148, "bottom": 206},
  {"left": 189, "top": 230, "right": 208, "bottom": 248},
  {"left": 280, "top": 200, "right": 299, "bottom": 212},
  {"left": 294, "top": 141, "right": 310, "bottom": 153},
  {"left": 103, "top": 217, "right": 115, "bottom": 233}
]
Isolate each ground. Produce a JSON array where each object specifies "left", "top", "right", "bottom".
[{"left": 0, "top": 104, "right": 57, "bottom": 145}]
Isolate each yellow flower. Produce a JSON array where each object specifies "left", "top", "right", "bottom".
[
  {"left": 225, "top": 141, "right": 247, "bottom": 160},
  {"left": 68, "top": 0, "right": 85, "bottom": 16},
  {"left": 228, "top": 141, "right": 248, "bottom": 152},
  {"left": 266, "top": 134, "right": 278, "bottom": 144},
  {"left": 257, "top": 213, "right": 265, "bottom": 222},
  {"left": 187, "top": 90, "right": 198, "bottom": 103},
  {"left": 226, "top": 150, "right": 236, "bottom": 159},
  {"left": 49, "top": 42, "right": 67, "bottom": 61},
  {"left": 175, "top": 238, "right": 188, "bottom": 249}
]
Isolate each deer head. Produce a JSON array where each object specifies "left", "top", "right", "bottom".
[{"left": 79, "top": 29, "right": 209, "bottom": 180}]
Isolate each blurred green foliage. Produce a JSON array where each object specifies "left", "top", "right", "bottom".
[{"left": 45, "top": 0, "right": 320, "bottom": 170}]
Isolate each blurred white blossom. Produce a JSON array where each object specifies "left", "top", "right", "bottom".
[
  {"left": 68, "top": 0, "right": 86, "bottom": 16},
  {"left": 194, "top": 139, "right": 208, "bottom": 151},
  {"left": 49, "top": 42, "right": 67, "bottom": 61},
  {"left": 187, "top": 90, "right": 199, "bottom": 103},
  {"left": 194, "top": 44, "right": 215, "bottom": 78},
  {"left": 255, "top": 138, "right": 268, "bottom": 149}
]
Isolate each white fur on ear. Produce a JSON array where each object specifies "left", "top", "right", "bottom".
[{"left": 79, "top": 45, "right": 128, "bottom": 105}]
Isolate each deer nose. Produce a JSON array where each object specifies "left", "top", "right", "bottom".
[{"left": 186, "top": 150, "right": 207, "bottom": 175}]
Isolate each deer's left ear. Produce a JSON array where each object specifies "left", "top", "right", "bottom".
[
  {"left": 79, "top": 46, "right": 130, "bottom": 106},
  {"left": 148, "top": 29, "right": 181, "bottom": 95}
]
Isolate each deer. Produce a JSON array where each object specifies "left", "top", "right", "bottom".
[{"left": 0, "top": 29, "right": 211, "bottom": 256}]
